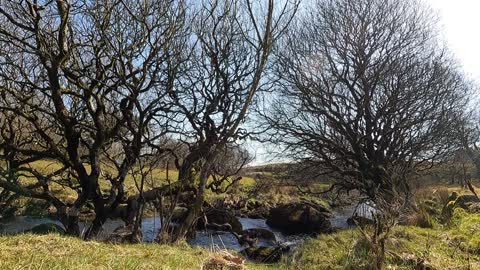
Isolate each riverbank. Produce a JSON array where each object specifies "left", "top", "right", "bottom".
[
  {"left": 0, "top": 233, "right": 280, "bottom": 270},
  {"left": 1, "top": 208, "right": 479, "bottom": 269},
  {"left": 0, "top": 233, "right": 208, "bottom": 270}
]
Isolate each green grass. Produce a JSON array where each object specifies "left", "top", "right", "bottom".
[
  {"left": 22, "top": 160, "right": 180, "bottom": 199},
  {"left": 448, "top": 208, "right": 480, "bottom": 253},
  {"left": 0, "top": 233, "right": 282, "bottom": 270},
  {"left": 0, "top": 234, "right": 207, "bottom": 270},
  {"left": 284, "top": 211, "right": 480, "bottom": 270},
  {"left": 2, "top": 211, "right": 480, "bottom": 269},
  {"left": 8, "top": 162, "right": 480, "bottom": 269}
]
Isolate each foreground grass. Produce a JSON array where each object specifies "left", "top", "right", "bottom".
[
  {"left": 3, "top": 212, "right": 480, "bottom": 270},
  {"left": 0, "top": 234, "right": 208, "bottom": 270},
  {"left": 285, "top": 210, "right": 480, "bottom": 269},
  {"left": 0, "top": 233, "right": 281, "bottom": 270}
]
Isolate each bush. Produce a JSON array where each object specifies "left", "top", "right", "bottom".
[{"left": 407, "top": 208, "right": 434, "bottom": 228}]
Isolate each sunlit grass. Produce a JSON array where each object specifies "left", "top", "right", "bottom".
[
  {"left": 285, "top": 212, "right": 480, "bottom": 269},
  {"left": 0, "top": 234, "right": 207, "bottom": 270},
  {"left": 0, "top": 233, "right": 285, "bottom": 270}
]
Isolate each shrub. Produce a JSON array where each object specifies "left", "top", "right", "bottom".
[{"left": 407, "top": 208, "right": 434, "bottom": 228}]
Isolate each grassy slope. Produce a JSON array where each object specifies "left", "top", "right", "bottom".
[
  {"left": 0, "top": 234, "right": 206, "bottom": 270},
  {"left": 0, "top": 234, "right": 281, "bottom": 270},
  {"left": 23, "top": 160, "right": 256, "bottom": 197},
  {"left": 285, "top": 209, "right": 480, "bottom": 269}
]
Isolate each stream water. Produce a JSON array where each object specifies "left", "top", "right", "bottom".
[
  {"left": 0, "top": 216, "right": 293, "bottom": 251},
  {"left": 0, "top": 203, "right": 373, "bottom": 251}
]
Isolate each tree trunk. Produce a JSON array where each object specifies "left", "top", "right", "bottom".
[
  {"left": 84, "top": 191, "right": 108, "bottom": 240},
  {"left": 172, "top": 163, "right": 210, "bottom": 242},
  {"left": 59, "top": 213, "right": 80, "bottom": 236},
  {"left": 84, "top": 214, "right": 106, "bottom": 240}
]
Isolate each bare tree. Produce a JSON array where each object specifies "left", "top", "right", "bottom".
[
  {"left": 0, "top": 0, "right": 299, "bottom": 243},
  {"left": 163, "top": 0, "right": 299, "bottom": 242},
  {"left": 0, "top": 0, "right": 186, "bottom": 237},
  {"left": 259, "top": 0, "right": 469, "bottom": 203}
]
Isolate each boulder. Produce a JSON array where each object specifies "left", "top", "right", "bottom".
[
  {"left": 441, "top": 194, "right": 480, "bottom": 222},
  {"left": 466, "top": 202, "right": 480, "bottom": 213},
  {"left": 233, "top": 228, "right": 276, "bottom": 247},
  {"left": 106, "top": 225, "right": 142, "bottom": 244},
  {"left": 347, "top": 215, "right": 374, "bottom": 226},
  {"left": 198, "top": 208, "right": 243, "bottom": 234},
  {"left": 300, "top": 199, "right": 333, "bottom": 218},
  {"left": 28, "top": 223, "right": 66, "bottom": 235},
  {"left": 454, "top": 195, "right": 480, "bottom": 209},
  {"left": 241, "top": 246, "right": 290, "bottom": 263},
  {"left": 266, "top": 202, "right": 332, "bottom": 234},
  {"left": 241, "top": 228, "right": 276, "bottom": 241},
  {"left": 245, "top": 203, "right": 271, "bottom": 219}
]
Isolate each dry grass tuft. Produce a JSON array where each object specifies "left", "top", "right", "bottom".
[{"left": 202, "top": 250, "right": 246, "bottom": 270}]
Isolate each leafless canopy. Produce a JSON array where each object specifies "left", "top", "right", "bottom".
[
  {"left": 0, "top": 0, "right": 189, "bottom": 236},
  {"left": 260, "top": 0, "right": 469, "bottom": 201},
  {"left": 0, "top": 0, "right": 299, "bottom": 241}
]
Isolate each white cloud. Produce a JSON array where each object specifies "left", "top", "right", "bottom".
[{"left": 424, "top": 0, "right": 480, "bottom": 82}]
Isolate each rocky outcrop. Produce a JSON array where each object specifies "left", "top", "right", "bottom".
[
  {"left": 241, "top": 246, "right": 290, "bottom": 263},
  {"left": 347, "top": 215, "right": 374, "bottom": 226},
  {"left": 232, "top": 228, "right": 277, "bottom": 247},
  {"left": 466, "top": 202, "right": 480, "bottom": 213},
  {"left": 266, "top": 202, "right": 332, "bottom": 235},
  {"left": 218, "top": 198, "right": 271, "bottom": 219},
  {"left": 198, "top": 208, "right": 243, "bottom": 234},
  {"left": 242, "top": 228, "right": 276, "bottom": 241},
  {"left": 244, "top": 200, "right": 271, "bottom": 219},
  {"left": 454, "top": 195, "right": 480, "bottom": 210},
  {"left": 441, "top": 193, "right": 480, "bottom": 221},
  {"left": 106, "top": 225, "right": 142, "bottom": 244},
  {"left": 441, "top": 192, "right": 480, "bottom": 222}
]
